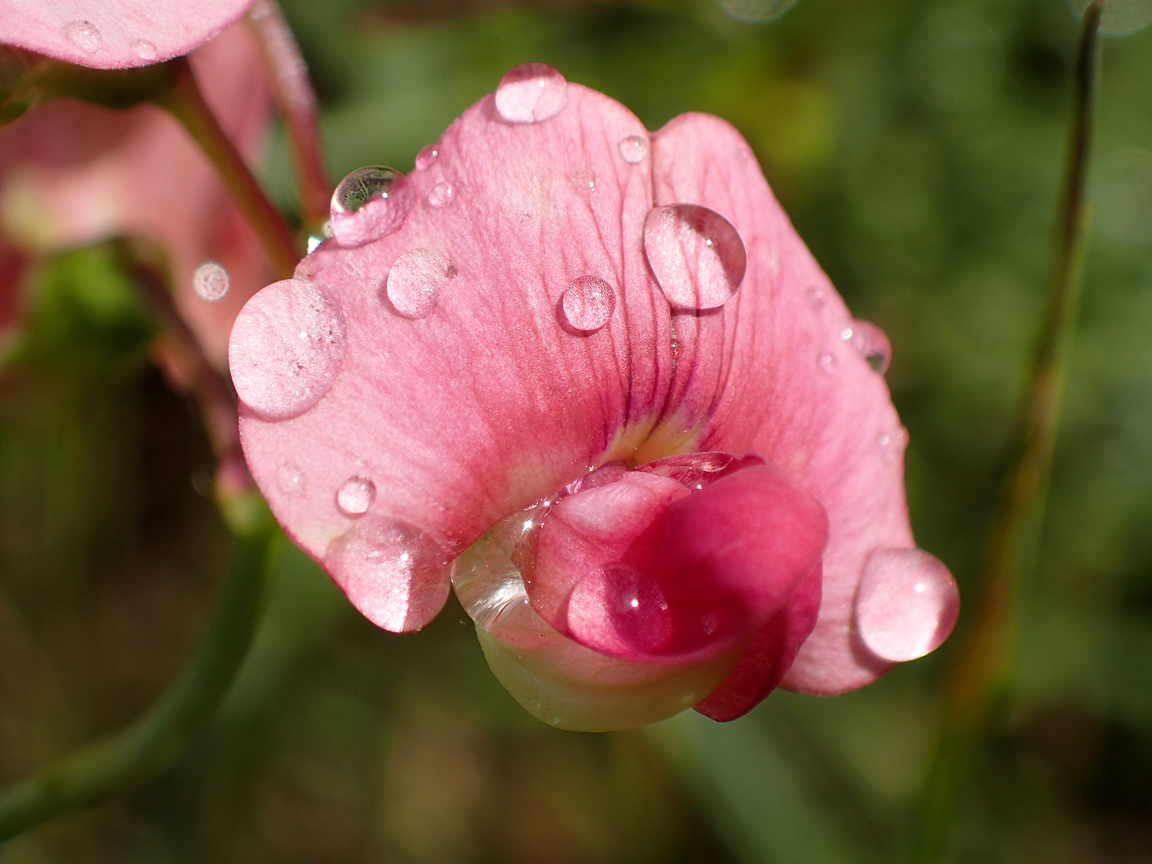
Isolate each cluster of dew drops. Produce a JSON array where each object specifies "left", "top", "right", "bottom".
[{"left": 62, "top": 18, "right": 158, "bottom": 61}]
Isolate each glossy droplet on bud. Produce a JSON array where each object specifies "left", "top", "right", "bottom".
[
  {"left": 567, "top": 563, "right": 673, "bottom": 656},
  {"left": 330, "top": 167, "right": 413, "bottom": 247},
  {"left": 131, "top": 39, "right": 159, "bottom": 61},
  {"left": 818, "top": 351, "right": 838, "bottom": 375},
  {"left": 841, "top": 319, "right": 892, "bottom": 374},
  {"left": 427, "top": 182, "right": 455, "bottom": 208},
  {"left": 229, "top": 278, "right": 346, "bottom": 420},
  {"left": 325, "top": 518, "right": 452, "bottom": 632},
  {"left": 643, "top": 205, "right": 747, "bottom": 311},
  {"left": 414, "top": 145, "right": 438, "bottom": 171},
  {"left": 559, "top": 276, "right": 615, "bottom": 333},
  {"left": 193, "top": 261, "right": 229, "bottom": 301},
  {"left": 854, "top": 548, "right": 959, "bottom": 662},
  {"left": 64, "top": 20, "right": 101, "bottom": 53},
  {"left": 385, "top": 249, "right": 455, "bottom": 319},
  {"left": 494, "top": 63, "right": 568, "bottom": 124},
  {"left": 336, "top": 476, "right": 377, "bottom": 516},
  {"left": 619, "top": 135, "right": 648, "bottom": 164}
]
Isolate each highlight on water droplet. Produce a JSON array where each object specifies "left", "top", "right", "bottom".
[
  {"left": 818, "top": 351, "right": 838, "bottom": 375},
  {"left": 841, "top": 319, "right": 892, "bottom": 373},
  {"left": 854, "top": 548, "right": 959, "bottom": 663},
  {"left": 325, "top": 518, "right": 452, "bottom": 632},
  {"left": 567, "top": 562, "right": 673, "bottom": 656},
  {"left": 643, "top": 204, "right": 747, "bottom": 310},
  {"left": 806, "top": 286, "right": 826, "bottom": 310},
  {"left": 131, "top": 39, "right": 159, "bottom": 61},
  {"left": 559, "top": 275, "right": 616, "bottom": 333},
  {"left": 329, "top": 166, "right": 413, "bottom": 247},
  {"left": 385, "top": 249, "right": 455, "bottom": 319},
  {"left": 619, "top": 135, "right": 648, "bottom": 164},
  {"left": 228, "top": 278, "right": 346, "bottom": 420},
  {"left": 336, "top": 475, "right": 377, "bottom": 516},
  {"left": 64, "top": 20, "right": 102, "bottom": 53},
  {"left": 193, "top": 261, "right": 229, "bottom": 301},
  {"left": 414, "top": 145, "right": 438, "bottom": 171},
  {"left": 427, "top": 182, "right": 455, "bottom": 208},
  {"left": 277, "top": 462, "right": 306, "bottom": 497},
  {"left": 494, "top": 63, "right": 568, "bottom": 124},
  {"left": 878, "top": 427, "right": 910, "bottom": 463}
]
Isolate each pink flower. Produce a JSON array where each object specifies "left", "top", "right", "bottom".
[
  {"left": 229, "top": 65, "right": 958, "bottom": 730},
  {"left": 0, "top": 0, "right": 251, "bottom": 69},
  {"left": 0, "top": 23, "right": 272, "bottom": 365}
]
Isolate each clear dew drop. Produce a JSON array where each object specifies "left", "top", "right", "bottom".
[
  {"left": 559, "top": 275, "right": 616, "bottom": 333},
  {"left": 385, "top": 249, "right": 455, "bottom": 319},
  {"left": 841, "top": 319, "right": 892, "bottom": 374},
  {"left": 276, "top": 462, "right": 306, "bottom": 497},
  {"left": 329, "top": 166, "right": 412, "bottom": 247},
  {"left": 336, "top": 476, "right": 377, "bottom": 516},
  {"left": 619, "top": 135, "right": 648, "bottom": 164},
  {"left": 878, "top": 427, "right": 910, "bottom": 463},
  {"left": 568, "top": 562, "right": 673, "bottom": 655},
  {"left": 64, "top": 20, "right": 102, "bottom": 53},
  {"left": 193, "top": 261, "right": 228, "bottom": 301},
  {"left": 643, "top": 204, "right": 747, "bottom": 311},
  {"left": 228, "top": 278, "right": 346, "bottom": 420},
  {"left": 806, "top": 285, "right": 826, "bottom": 310},
  {"left": 324, "top": 518, "right": 451, "bottom": 632},
  {"left": 414, "top": 145, "right": 438, "bottom": 171},
  {"left": 131, "top": 39, "right": 159, "bottom": 61},
  {"left": 854, "top": 548, "right": 959, "bottom": 663},
  {"left": 494, "top": 63, "right": 568, "bottom": 124},
  {"left": 427, "top": 182, "right": 455, "bottom": 208},
  {"left": 818, "top": 351, "right": 838, "bottom": 375}
]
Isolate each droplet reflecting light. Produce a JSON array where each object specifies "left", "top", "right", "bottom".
[
  {"left": 64, "top": 20, "right": 102, "bottom": 53},
  {"left": 619, "top": 135, "right": 648, "bottom": 164},
  {"left": 336, "top": 476, "right": 376, "bottom": 516},
  {"left": 494, "top": 63, "right": 568, "bottom": 124},
  {"left": 329, "top": 166, "right": 412, "bottom": 247},
  {"left": 855, "top": 548, "right": 959, "bottom": 662},
  {"left": 559, "top": 276, "right": 615, "bottom": 333},
  {"left": 643, "top": 204, "right": 747, "bottom": 310},
  {"left": 385, "top": 249, "right": 455, "bottom": 319}
]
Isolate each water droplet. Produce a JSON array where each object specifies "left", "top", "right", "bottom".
[
  {"left": 325, "top": 518, "right": 451, "bottom": 632},
  {"left": 818, "top": 351, "right": 838, "bottom": 375},
  {"left": 228, "top": 278, "right": 346, "bottom": 420},
  {"left": 336, "top": 476, "right": 376, "bottom": 516},
  {"left": 855, "top": 548, "right": 959, "bottom": 662},
  {"left": 427, "top": 182, "right": 454, "bottom": 208},
  {"left": 414, "top": 145, "right": 438, "bottom": 171},
  {"left": 131, "top": 39, "right": 159, "bottom": 61},
  {"left": 619, "top": 135, "right": 648, "bottom": 164},
  {"left": 64, "top": 20, "right": 102, "bottom": 53},
  {"left": 841, "top": 319, "right": 892, "bottom": 373},
  {"left": 193, "top": 261, "right": 228, "bottom": 301},
  {"left": 559, "top": 276, "right": 615, "bottom": 333},
  {"left": 277, "top": 462, "right": 306, "bottom": 497},
  {"left": 878, "top": 427, "right": 910, "bottom": 463},
  {"left": 385, "top": 249, "right": 454, "bottom": 319},
  {"left": 329, "top": 166, "right": 413, "bottom": 247},
  {"left": 643, "top": 204, "right": 747, "bottom": 310},
  {"left": 806, "top": 286, "right": 826, "bottom": 310},
  {"left": 568, "top": 563, "right": 673, "bottom": 655},
  {"left": 494, "top": 63, "right": 568, "bottom": 124}
]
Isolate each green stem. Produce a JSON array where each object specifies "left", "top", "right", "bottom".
[
  {"left": 907, "top": 4, "right": 1102, "bottom": 861},
  {"left": 155, "top": 57, "right": 299, "bottom": 279},
  {"left": 0, "top": 512, "right": 279, "bottom": 843}
]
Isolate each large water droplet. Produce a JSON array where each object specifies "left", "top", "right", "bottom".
[
  {"left": 427, "top": 182, "right": 454, "bottom": 208},
  {"left": 619, "top": 135, "right": 648, "bottom": 164},
  {"left": 64, "top": 20, "right": 102, "bottom": 53},
  {"left": 494, "top": 63, "right": 568, "bottom": 124},
  {"left": 336, "top": 476, "right": 376, "bottom": 516},
  {"left": 643, "top": 205, "right": 747, "bottom": 310},
  {"left": 325, "top": 518, "right": 451, "bottom": 632},
  {"left": 131, "top": 39, "right": 159, "bottom": 61},
  {"left": 228, "top": 278, "right": 345, "bottom": 420},
  {"left": 559, "top": 276, "right": 615, "bottom": 333},
  {"left": 329, "top": 166, "right": 413, "bottom": 247},
  {"left": 385, "top": 249, "right": 455, "bottom": 319},
  {"left": 568, "top": 562, "right": 673, "bottom": 656},
  {"left": 193, "top": 261, "right": 228, "bottom": 301},
  {"left": 855, "top": 548, "right": 959, "bottom": 663},
  {"left": 841, "top": 319, "right": 892, "bottom": 373}
]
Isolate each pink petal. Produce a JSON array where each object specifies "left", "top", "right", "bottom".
[{"left": 0, "top": 0, "right": 251, "bottom": 69}]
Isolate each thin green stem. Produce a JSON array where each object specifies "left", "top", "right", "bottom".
[
  {"left": 155, "top": 57, "right": 299, "bottom": 279},
  {"left": 907, "top": 3, "right": 1102, "bottom": 861},
  {"left": 0, "top": 511, "right": 279, "bottom": 843}
]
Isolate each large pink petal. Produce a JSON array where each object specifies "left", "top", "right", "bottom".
[
  {"left": 234, "top": 84, "right": 674, "bottom": 631},
  {"left": 648, "top": 113, "right": 914, "bottom": 694},
  {"left": 0, "top": 0, "right": 250, "bottom": 69}
]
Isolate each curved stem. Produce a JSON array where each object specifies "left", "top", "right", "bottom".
[
  {"left": 907, "top": 4, "right": 1102, "bottom": 860},
  {"left": 155, "top": 57, "right": 299, "bottom": 279},
  {"left": 0, "top": 510, "right": 279, "bottom": 843}
]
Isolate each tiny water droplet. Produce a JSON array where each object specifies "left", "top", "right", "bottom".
[
  {"left": 277, "top": 462, "right": 306, "bottom": 497},
  {"left": 427, "top": 182, "right": 454, "bottom": 208},
  {"left": 842, "top": 319, "right": 892, "bottom": 373},
  {"left": 64, "top": 20, "right": 102, "bottom": 53},
  {"left": 855, "top": 548, "right": 959, "bottom": 662},
  {"left": 325, "top": 518, "right": 451, "bottom": 632},
  {"left": 228, "top": 278, "right": 345, "bottom": 420},
  {"left": 414, "top": 145, "right": 438, "bottom": 171},
  {"left": 643, "top": 204, "right": 747, "bottom": 310},
  {"left": 559, "top": 275, "right": 615, "bottom": 333},
  {"left": 385, "top": 249, "right": 454, "bottom": 319},
  {"left": 193, "top": 261, "right": 228, "bottom": 301},
  {"left": 329, "top": 166, "right": 412, "bottom": 247},
  {"left": 878, "top": 427, "right": 910, "bottom": 463},
  {"left": 336, "top": 476, "right": 376, "bottom": 516},
  {"left": 806, "top": 286, "right": 826, "bottom": 310},
  {"left": 818, "top": 351, "right": 838, "bottom": 375},
  {"left": 131, "top": 39, "right": 159, "bottom": 61},
  {"left": 494, "top": 63, "right": 568, "bottom": 124},
  {"left": 619, "top": 135, "right": 648, "bottom": 164}
]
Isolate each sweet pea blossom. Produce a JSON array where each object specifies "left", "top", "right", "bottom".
[{"left": 229, "top": 64, "right": 959, "bottom": 730}]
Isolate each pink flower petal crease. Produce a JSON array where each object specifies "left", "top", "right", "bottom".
[{"left": 230, "top": 64, "right": 958, "bottom": 728}]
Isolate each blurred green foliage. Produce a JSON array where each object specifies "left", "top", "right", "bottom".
[{"left": 4, "top": 0, "right": 1152, "bottom": 861}]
